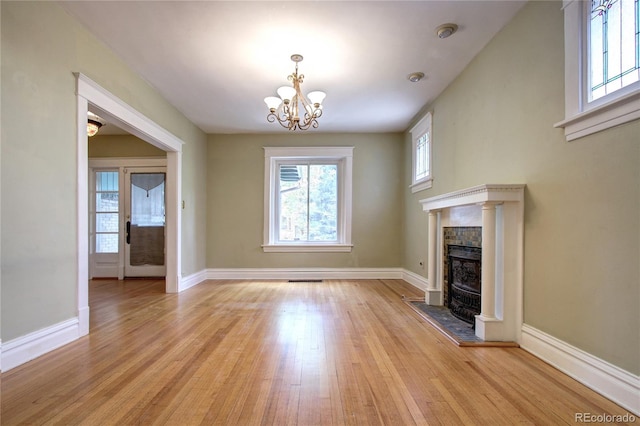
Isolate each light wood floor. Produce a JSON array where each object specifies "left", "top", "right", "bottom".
[{"left": 1, "top": 279, "right": 633, "bottom": 425}]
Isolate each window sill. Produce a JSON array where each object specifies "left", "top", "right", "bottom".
[
  {"left": 262, "top": 244, "right": 353, "bottom": 253},
  {"left": 554, "top": 90, "right": 640, "bottom": 141},
  {"left": 410, "top": 178, "right": 433, "bottom": 194}
]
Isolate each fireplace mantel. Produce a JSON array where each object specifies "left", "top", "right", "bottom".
[
  {"left": 420, "top": 184, "right": 525, "bottom": 212},
  {"left": 419, "top": 184, "right": 525, "bottom": 342}
]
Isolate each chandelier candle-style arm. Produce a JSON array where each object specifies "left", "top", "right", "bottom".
[{"left": 264, "top": 54, "right": 325, "bottom": 131}]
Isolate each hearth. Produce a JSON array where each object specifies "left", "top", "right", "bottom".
[{"left": 447, "top": 245, "right": 481, "bottom": 325}]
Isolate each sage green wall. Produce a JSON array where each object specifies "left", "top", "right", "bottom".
[
  {"left": 207, "top": 133, "right": 403, "bottom": 269},
  {"left": 88, "top": 135, "right": 166, "bottom": 158},
  {"left": 1, "top": 1, "right": 207, "bottom": 342},
  {"left": 403, "top": 1, "right": 639, "bottom": 374}
]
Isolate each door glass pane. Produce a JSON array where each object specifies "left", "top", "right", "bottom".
[
  {"left": 96, "top": 233, "right": 118, "bottom": 253},
  {"left": 96, "top": 213, "right": 118, "bottom": 232},
  {"left": 95, "top": 171, "right": 119, "bottom": 254},
  {"left": 131, "top": 173, "right": 165, "bottom": 226},
  {"left": 96, "top": 192, "right": 118, "bottom": 212},
  {"left": 129, "top": 173, "right": 165, "bottom": 266}
]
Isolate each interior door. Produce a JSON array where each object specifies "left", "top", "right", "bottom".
[{"left": 124, "top": 167, "right": 166, "bottom": 277}]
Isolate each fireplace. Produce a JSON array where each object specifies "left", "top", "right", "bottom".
[
  {"left": 447, "top": 245, "right": 481, "bottom": 325},
  {"left": 419, "top": 184, "right": 525, "bottom": 341}
]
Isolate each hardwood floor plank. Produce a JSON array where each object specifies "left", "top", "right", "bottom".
[{"left": 1, "top": 279, "right": 635, "bottom": 425}]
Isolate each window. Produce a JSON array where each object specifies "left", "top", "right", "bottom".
[
  {"left": 588, "top": 0, "right": 639, "bottom": 102},
  {"left": 555, "top": 0, "right": 640, "bottom": 141},
  {"left": 410, "top": 112, "right": 433, "bottom": 193},
  {"left": 95, "top": 171, "right": 119, "bottom": 253},
  {"left": 263, "top": 146, "right": 353, "bottom": 252}
]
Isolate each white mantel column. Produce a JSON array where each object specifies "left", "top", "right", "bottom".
[
  {"left": 475, "top": 201, "right": 502, "bottom": 340},
  {"left": 425, "top": 209, "right": 441, "bottom": 305}
]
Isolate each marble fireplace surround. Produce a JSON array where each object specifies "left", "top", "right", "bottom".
[{"left": 420, "top": 184, "right": 525, "bottom": 342}]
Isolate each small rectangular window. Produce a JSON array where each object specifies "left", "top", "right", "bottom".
[{"left": 410, "top": 112, "right": 433, "bottom": 193}]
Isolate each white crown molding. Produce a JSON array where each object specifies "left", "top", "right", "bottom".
[{"left": 521, "top": 324, "right": 640, "bottom": 416}]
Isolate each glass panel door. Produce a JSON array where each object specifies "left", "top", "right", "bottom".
[
  {"left": 124, "top": 168, "right": 166, "bottom": 277},
  {"left": 91, "top": 170, "right": 120, "bottom": 278}
]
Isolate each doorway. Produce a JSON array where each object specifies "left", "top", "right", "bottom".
[
  {"left": 76, "top": 72, "right": 183, "bottom": 337},
  {"left": 89, "top": 163, "right": 168, "bottom": 279}
]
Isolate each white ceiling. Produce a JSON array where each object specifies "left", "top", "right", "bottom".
[{"left": 61, "top": 1, "right": 526, "bottom": 135}]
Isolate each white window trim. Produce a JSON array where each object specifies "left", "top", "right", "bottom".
[
  {"left": 263, "top": 146, "right": 354, "bottom": 253},
  {"left": 410, "top": 112, "right": 433, "bottom": 193},
  {"left": 555, "top": 0, "right": 640, "bottom": 141}
]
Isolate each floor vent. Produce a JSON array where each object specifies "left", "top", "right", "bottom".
[{"left": 288, "top": 279, "right": 323, "bottom": 283}]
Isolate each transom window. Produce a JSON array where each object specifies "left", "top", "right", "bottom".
[
  {"left": 588, "top": 0, "right": 639, "bottom": 102},
  {"left": 263, "top": 146, "right": 353, "bottom": 252}
]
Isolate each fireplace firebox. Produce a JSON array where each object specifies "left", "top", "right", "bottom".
[{"left": 447, "top": 245, "right": 481, "bottom": 325}]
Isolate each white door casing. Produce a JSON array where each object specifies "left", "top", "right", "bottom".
[{"left": 76, "top": 73, "right": 183, "bottom": 337}]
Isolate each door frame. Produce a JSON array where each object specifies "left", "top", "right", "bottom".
[
  {"left": 76, "top": 73, "right": 183, "bottom": 336},
  {"left": 89, "top": 159, "right": 168, "bottom": 280}
]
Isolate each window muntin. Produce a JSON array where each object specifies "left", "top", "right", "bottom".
[
  {"left": 263, "top": 146, "right": 353, "bottom": 252},
  {"left": 410, "top": 112, "right": 433, "bottom": 193},
  {"left": 588, "top": 0, "right": 640, "bottom": 102},
  {"left": 95, "top": 171, "right": 119, "bottom": 253}
]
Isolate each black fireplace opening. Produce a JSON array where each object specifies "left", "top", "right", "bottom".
[{"left": 447, "top": 245, "right": 481, "bottom": 325}]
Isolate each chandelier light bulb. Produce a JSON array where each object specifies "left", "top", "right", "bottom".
[
  {"left": 264, "top": 96, "right": 282, "bottom": 112},
  {"left": 277, "top": 86, "right": 296, "bottom": 103},
  {"left": 307, "top": 91, "right": 326, "bottom": 107}
]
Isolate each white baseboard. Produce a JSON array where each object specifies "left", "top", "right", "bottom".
[
  {"left": 179, "top": 269, "right": 208, "bottom": 292},
  {"left": 401, "top": 269, "right": 429, "bottom": 293},
  {"left": 78, "top": 306, "right": 90, "bottom": 336},
  {"left": 1, "top": 318, "right": 81, "bottom": 372},
  {"left": 521, "top": 324, "right": 640, "bottom": 416},
  {"left": 205, "top": 267, "right": 405, "bottom": 281}
]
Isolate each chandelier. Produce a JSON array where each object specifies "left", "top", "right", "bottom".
[{"left": 264, "top": 54, "right": 326, "bottom": 131}]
